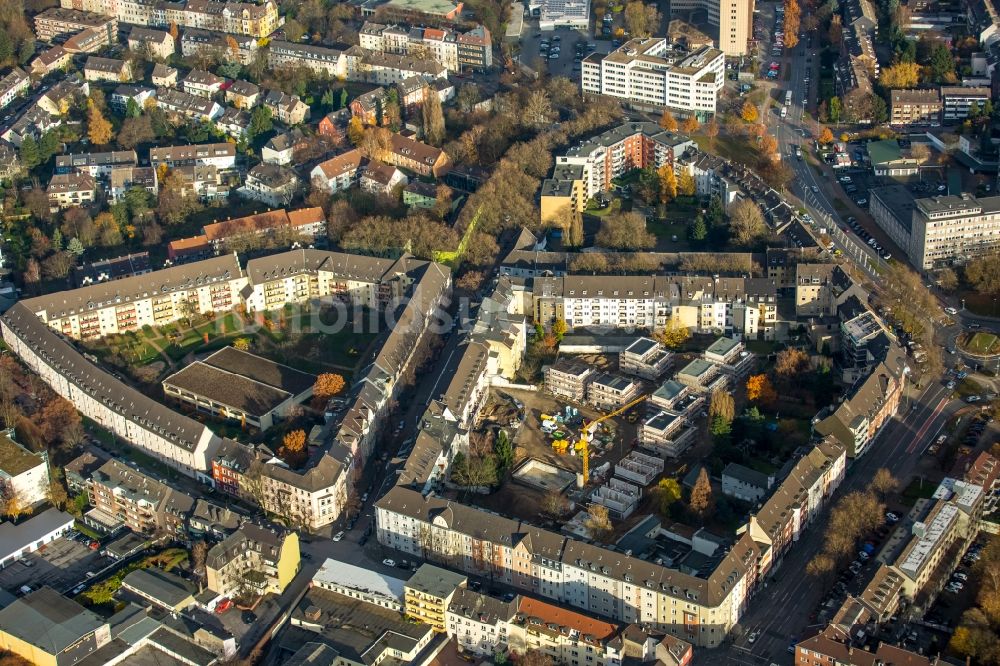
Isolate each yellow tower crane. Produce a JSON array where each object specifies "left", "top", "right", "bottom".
[{"left": 574, "top": 394, "right": 648, "bottom": 484}]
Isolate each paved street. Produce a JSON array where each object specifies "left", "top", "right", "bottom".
[{"left": 702, "top": 379, "right": 957, "bottom": 665}]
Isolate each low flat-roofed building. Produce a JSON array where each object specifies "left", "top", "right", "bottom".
[
  {"left": 721, "top": 463, "right": 773, "bottom": 503},
  {"left": 0, "top": 508, "right": 74, "bottom": 569},
  {"left": 120, "top": 568, "right": 196, "bottom": 612},
  {"left": 162, "top": 346, "right": 316, "bottom": 430},
  {"left": 0, "top": 587, "right": 110, "bottom": 666},
  {"left": 619, "top": 337, "right": 673, "bottom": 380},
  {"left": 312, "top": 557, "right": 407, "bottom": 611}
]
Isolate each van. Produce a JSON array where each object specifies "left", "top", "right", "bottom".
[{"left": 780, "top": 106, "right": 787, "bottom": 118}]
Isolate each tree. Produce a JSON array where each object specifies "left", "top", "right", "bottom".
[
  {"left": 583, "top": 504, "right": 612, "bottom": 541},
  {"left": 117, "top": 115, "right": 154, "bottom": 149},
  {"left": 729, "top": 199, "right": 766, "bottom": 246},
  {"left": 313, "top": 373, "right": 346, "bottom": 401},
  {"left": 659, "top": 110, "right": 678, "bottom": 131},
  {"left": 517, "top": 650, "right": 555, "bottom": 666},
  {"left": 595, "top": 211, "right": 655, "bottom": 250},
  {"left": 542, "top": 490, "right": 568, "bottom": 517},
  {"left": 818, "top": 127, "right": 834, "bottom": 144},
  {"left": 39, "top": 397, "right": 82, "bottom": 448},
  {"left": 653, "top": 318, "right": 691, "bottom": 349},
  {"left": 964, "top": 250, "right": 1000, "bottom": 296},
  {"left": 191, "top": 540, "right": 209, "bottom": 579},
  {"left": 689, "top": 467, "right": 713, "bottom": 519},
  {"left": 910, "top": 143, "right": 931, "bottom": 163},
  {"left": 623, "top": 1, "right": 660, "bottom": 37},
  {"left": 347, "top": 116, "right": 365, "bottom": 145},
  {"left": 65, "top": 237, "right": 85, "bottom": 256},
  {"left": 709, "top": 390, "right": 735, "bottom": 423},
  {"left": 775, "top": 348, "right": 809, "bottom": 378},
  {"left": 279, "top": 429, "right": 307, "bottom": 466},
  {"left": 657, "top": 165, "right": 677, "bottom": 203},
  {"left": 805, "top": 553, "right": 835, "bottom": 578},
  {"left": 879, "top": 61, "right": 921, "bottom": 88},
  {"left": 937, "top": 268, "right": 958, "bottom": 291},
  {"left": 870, "top": 468, "right": 898, "bottom": 496},
  {"left": 19, "top": 136, "right": 39, "bottom": 170},
  {"left": 681, "top": 115, "right": 700, "bottom": 133},
  {"left": 688, "top": 214, "right": 707, "bottom": 242},
  {"left": 829, "top": 96, "right": 842, "bottom": 123},
  {"left": 421, "top": 87, "right": 445, "bottom": 146},
  {"left": 248, "top": 106, "right": 273, "bottom": 140},
  {"left": 87, "top": 101, "right": 113, "bottom": 145},
  {"left": 741, "top": 100, "right": 759, "bottom": 123},
  {"left": 552, "top": 319, "right": 568, "bottom": 341},
  {"left": 678, "top": 170, "right": 696, "bottom": 197},
  {"left": 746, "top": 374, "right": 777, "bottom": 405},
  {"left": 494, "top": 430, "right": 514, "bottom": 474},
  {"left": 652, "top": 478, "right": 682, "bottom": 516}
]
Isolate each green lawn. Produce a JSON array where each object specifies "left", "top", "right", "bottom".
[
  {"left": 901, "top": 477, "right": 937, "bottom": 506},
  {"left": 966, "top": 332, "right": 1000, "bottom": 355},
  {"left": 694, "top": 135, "right": 749, "bottom": 163}
]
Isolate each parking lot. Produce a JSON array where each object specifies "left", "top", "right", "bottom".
[
  {"left": 0, "top": 535, "right": 104, "bottom": 595},
  {"left": 517, "top": 23, "right": 610, "bottom": 79}
]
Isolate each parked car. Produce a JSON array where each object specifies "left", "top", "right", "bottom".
[
  {"left": 886, "top": 512, "right": 900, "bottom": 523},
  {"left": 944, "top": 307, "right": 958, "bottom": 315},
  {"left": 215, "top": 598, "right": 233, "bottom": 613},
  {"left": 332, "top": 531, "right": 345, "bottom": 542},
  {"left": 382, "top": 559, "right": 396, "bottom": 567}
]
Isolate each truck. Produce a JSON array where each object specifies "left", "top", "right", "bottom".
[{"left": 785, "top": 90, "right": 793, "bottom": 106}]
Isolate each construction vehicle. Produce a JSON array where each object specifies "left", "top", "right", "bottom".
[
  {"left": 573, "top": 394, "right": 648, "bottom": 484},
  {"left": 552, "top": 439, "right": 570, "bottom": 454}
]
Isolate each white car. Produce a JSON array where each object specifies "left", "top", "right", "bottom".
[
  {"left": 747, "top": 630, "right": 760, "bottom": 644},
  {"left": 811, "top": 185, "right": 819, "bottom": 193},
  {"left": 383, "top": 558, "right": 396, "bottom": 567},
  {"left": 886, "top": 512, "right": 900, "bottom": 523},
  {"left": 954, "top": 572, "right": 968, "bottom": 581},
  {"left": 858, "top": 551, "right": 870, "bottom": 561},
  {"left": 332, "top": 531, "right": 345, "bottom": 542},
  {"left": 944, "top": 307, "right": 958, "bottom": 315}
]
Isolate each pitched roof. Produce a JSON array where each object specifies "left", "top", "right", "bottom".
[{"left": 314, "top": 149, "right": 364, "bottom": 178}]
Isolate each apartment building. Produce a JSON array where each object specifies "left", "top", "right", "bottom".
[
  {"left": 379, "top": 132, "right": 451, "bottom": 177},
  {"left": 0, "top": 305, "right": 223, "bottom": 477},
  {"left": 669, "top": 0, "right": 754, "bottom": 55},
  {"left": 155, "top": 86, "right": 223, "bottom": 121},
  {"left": 639, "top": 409, "right": 696, "bottom": 457},
  {"left": 941, "top": 86, "right": 991, "bottom": 122},
  {"left": 532, "top": 274, "right": 777, "bottom": 340},
  {"left": 311, "top": 149, "right": 365, "bottom": 192},
  {"left": 313, "top": 558, "right": 407, "bottom": 612},
  {"left": 582, "top": 41, "right": 725, "bottom": 115},
  {"left": 547, "top": 122, "right": 695, "bottom": 203},
  {"left": 868, "top": 184, "right": 917, "bottom": 264},
  {"left": 182, "top": 69, "right": 224, "bottom": 98},
  {"left": 0, "top": 430, "right": 49, "bottom": 508},
  {"left": 0, "top": 68, "right": 28, "bottom": 110},
  {"left": 150, "top": 142, "right": 236, "bottom": 170},
  {"left": 262, "top": 89, "right": 309, "bottom": 125},
  {"left": 721, "top": 463, "right": 773, "bottom": 503},
  {"left": 359, "top": 21, "right": 492, "bottom": 72},
  {"left": 405, "top": 564, "right": 468, "bottom": 631},
  {"left": 815, "top": 345, "right": 906, "bottom": 458},
  {"left": 200, "top": 206, "right": 326, "bottom": 250},
  {"left": 348, "top": 48, "right": 448, "bottom": 86},
  {"left": 544, "top": 359, "right": 594, "bottom": 402},
  {"left": 702, "top": 336, "right": 754, "bottom": 378},
  {"left": 46, "top": 173, "right": 96, "bottom": 210},
  {"left": 889, "top": 88, "right": 941, "bottom": 127},
  {"left": 239, "top": 163, "right": 300, "bottom": 207},
  {"left": 743, "top": 438, "right": 847, "bottom": 572},
  {"left": 85, "top": 459, "right": 194, "bottom": 536},
  {"left": 109, "top": 165, "right": 158, "bottom": 201},
  {"left": 908, "top": 193, "right": 1000, "bottom": 269},
  {"left": 59, "top": 0, "right": 279, "bottom": 38},
  {"left": 30, "top": 47, "right": 71, "bottom": 77},
  {"left": 110, "top": 85, "right": 155, "bottom": 114},
  {"left": 83, "top": 56, "right": 131, "bottom": 83},
  {"left": 34, "top": 8, "right": 116, "bottom": 42},
  {"left": 226, "top": 80, "right": 261, "bottom": 109},
  {"left": 360, "top": 161, "right": 407, "bottom": 194},
  {"left": 63, "top": 27, "right": 110, "bottom": 53},
  {"left": 794, "top": 263, "right": 864, "bottom": 317},
  {"left": 56, "top": 150, "right": 138, "bottom": 179},
  {"left": 267, "top": 40, "right": 346, "bottom": 77},
  {"left": 587, "top": 372, "right": 641, "bottom": 410},
  {"left": 375, "top": 485, "right": 762, "bottom": 648},
  {"left": 539, "top": 163, "right": 586, "bottom": 224},
  {"left": 151, "top": 63, "right": 178, "bottom": 87},
  {"left": 128, "top": 27, "right": 174, "bottom": 59},
  {"left": 206, "top": 524, "right": 300, "bottom": 599},
  {"left": 620, "top": 337, "right": 674, "bottom": 380},
  {"left": 181, "top": 28, "right": 258, "bottom": 65}
]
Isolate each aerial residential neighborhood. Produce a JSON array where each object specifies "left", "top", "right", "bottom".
[{"left": 0, "top": 0, "right": 999, "bottom": 662}]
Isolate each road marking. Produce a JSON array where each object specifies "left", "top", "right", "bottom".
[{"left": 906, "top": 397, "right": 949, "bottom": 454}]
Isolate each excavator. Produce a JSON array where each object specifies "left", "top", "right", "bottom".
[{"left": 573, "top": 394, "right": 648, "bottom": 484}]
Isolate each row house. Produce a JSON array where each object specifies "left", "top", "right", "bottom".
[
  {"left": 743, "top": 437, "right": 847, "bottom": 574},
  {"left": 60, "top": 0, "right": 279, "bottom": 38},
  {"left": 182, "top": 68, "right": 224, "bottom": 98},
  {"left": 0, "top": 304, "right": 224, "bottom": 477},
  {"left": 55, "top": 150, "right": 138, "bottom": 179},
  {"left": 29, "top": 47, "right": 72, "bottom": 77},
  {"left": 359, "top": 21, "right": 493, "bottom": 72},
  {"left": 47, "top": 173, "right": 95, "bottom": 210},
  {"left": 155, "top": 86, "right": 223, "bottom": 121},
  {"left": 85, "top": 459, "right": 194, "bottom": 536},
  {"left": 375, "top": 484, "right": 762, "bottom": 648},
  {"left": 181, "top": 28, "right": 258, "bottom": 65},
  {"left": 149, "top": 142, "right": 236, "bottom": 170},
  {"left": 267, "top": 40, "right": 347, "bottom": 77},
  {"left": 83, "top": 56, "right": 132, "bottom": 83},
  {"left": 348, "top": 47, "right": 448, "bottom": 87},
  {"left": 200, "top": 206, "right": 326, "bottom": 251},
  {"left": 34, "top": 8, "right": 116, "bottom": 42},
  {"left": 310, "top": 149, "right": 365, "bottom": 193}
]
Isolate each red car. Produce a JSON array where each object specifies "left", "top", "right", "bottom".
[{"left": 215, "top": 598, "right": 233, "bottom": 614}]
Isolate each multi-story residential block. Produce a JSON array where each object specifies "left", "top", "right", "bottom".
[
  {"left": 546, "top": 122, "right": 694, "bottom": 203},
  {"left": 0, "top": 429, "right": 50, "bottom": 509},
  {"left": 63, "top": 27, "right": 110, "bottom": 53},
  {"left": 262, "top": 89, "right": 309, "bottom": 125},
  {"left": 376, "top": 485, "right": 762, "bottom": 648},
  {"left": 267, "top": 40, "right": 346, "bottom": 77},
  {"left": 206, "top": 524, "right": 299, "bottom": 599},
  {"left": 908, "top": 193, "right": 1000, "bottom": 270},
  {"left": 702, "top": 336, "right": 754, "bottom": 378},
  {"left": 181, "top": 28, "right": 258, "bottom": 65},
  {"left": 47, "top": 172, "right": 95, "bottom": 210},
  {"left": 350, "top": 86, "right": 389, "bottom": 126},
  {"left": 639, "top": 409, "right": 696, "bottom": 457},
  {"left": 582, "top": 41, "right": 725, "bottom": 116},
  {"left": 815, "top": 345, "right": 905, "bottom": 458},
  {"left": 239, "top": 163, "right": 300, "bottom": 207},
  {"left": 379, "top": 133, "right": 451, "bottom": 177},
  {"left": 311, "top": 149, "right": 364, "bottom": 192},
  {"left": 795, "top": 614, "right": 940, "bottom": 666},
  {"left": 360, "top": 161, "right": 407, "bottom": 195},
  {"left": 262, "top": 128, "right": 306, "bottom": 166},
  {"left": 889, "top": 88, "right": 941, "bottom": 127},
  {"left": 29, "top": 47, "right": 72, "bottom": 76},
  {"left": 794, "top": 263, "right": 862, "bottom": 317},
  {"left": 128, "top": 27, "right": 175, "bottom": 59},
  {"left": 347, "top": 47, "right": 448, "bottom": 86},
  {"left": 85, "top": 459, "right": 194, "bottom": 536},
  {"left": 619, "top": 337, "right": 674, "bottom": 380},
  {"left": 0, "top": 68, "right": 29, "bottom": 110},
  {"left": 149, "top": 142, "right": 236, "bottom": 170},
  {"left": 60, "top": 0, "right": 279, "bottom": 38},
  {"left": 941, "top": 86, "right": 991, "bottom": 122},
  {"left": 544, "top": 359, "right": 594, "bottom": 402},
  {"left": 675, "top": 358, "right": 724, "bottom": 392},
  {"left": 669, "top": 0, "right": 755, "bottom": 55},
  {"left": 359, "top": 21, "right": 492, "bottom": 72},
  {"left": 163, "top": 347, "right": 315, "bottom": 430},
  {"left": 587, "top": 372, "right": 641, "bottom": 410},
  {"left": 109, "top": 165, "right": 158, "bottom": 202},
  {"left": 405, "top": 564, "right": 468, "bottom": 631},
  {"left": 55, "top": 150, "right": 138, "bottom": 179},
  {"left": 155, "top": 86, "right": 223, "bottom": 121},
  {"left": 34, "top": 8, "right": 116, "bottom": 42},
  {"left": 109, "top": 85, "right": 155, "bottom": 114}
]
